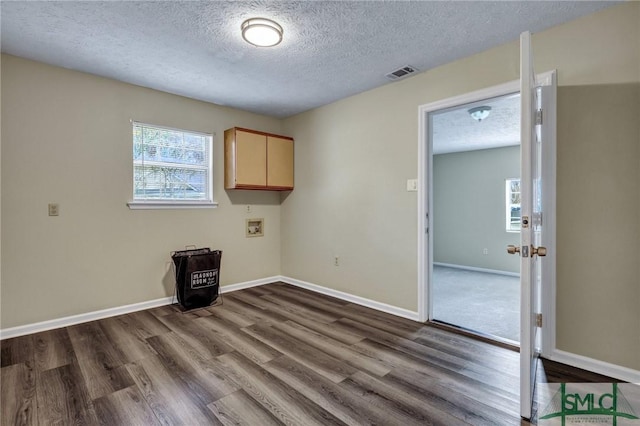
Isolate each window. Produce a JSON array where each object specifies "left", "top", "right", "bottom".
[
  {"left": 128, "top": 122, "right": 215, "bottom": 209},
  {"left": 506, "top": 178, "right": 521, "bottom": 232}
]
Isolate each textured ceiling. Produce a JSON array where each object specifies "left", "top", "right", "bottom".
[
  {"left": 1, "top": 1, "right": 618, "bottom": 119},
  {"left": 433, "top": 92, "right": 520, "bottom": 154}
]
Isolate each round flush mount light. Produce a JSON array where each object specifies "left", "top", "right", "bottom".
[
  {"left": 468, "top": 106, "right": 492, "bottom": 122},
  {"left": 241, "top": 18, "right": 283, "bottom": 47}
]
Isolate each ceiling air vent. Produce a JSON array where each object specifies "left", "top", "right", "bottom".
[{"left": 385, "top": 65, "right": 418, "bottom": 81}]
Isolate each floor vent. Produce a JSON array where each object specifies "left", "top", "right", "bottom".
[{"left": 385, "top": 65, "right": 419, "bottom": 81}]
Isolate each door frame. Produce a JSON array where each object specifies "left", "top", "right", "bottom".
[{"left": 417, "top": 72, "right": 556, "bottom": 357}]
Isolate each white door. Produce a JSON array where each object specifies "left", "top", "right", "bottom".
[{"left": 519, "top": 30, "right": 546, "bottom": 420}]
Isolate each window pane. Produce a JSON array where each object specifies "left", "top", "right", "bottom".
[
  {"left": 506, "top": 178, "right": 521, "bottom": 231},
  {"left": 133, "top": 123, "right": 211, "bottom": 202}
]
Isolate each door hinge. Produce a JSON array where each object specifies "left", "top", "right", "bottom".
[
  {"left": 535, "top": 313, "right": 543, "bottom": 328},
  {"left": 535, "top": 109, "right": 543, "bottom": 125},
  {"left": 425, "top": 213, "right": 429, "bottom": 234}
]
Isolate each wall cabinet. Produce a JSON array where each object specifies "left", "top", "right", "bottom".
[{"left": 224, "top": 127, "right": 294, "bottom": 190}]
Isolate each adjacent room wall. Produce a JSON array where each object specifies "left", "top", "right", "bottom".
[
  {"left": 1, "top": 55, "right": 284, "bottom": 329},
  {"left": 282, "top": 2, "right": 640, "bottom": 369},
  {"left": 433, "top": 146, "right": 520, "bottom": 273}
]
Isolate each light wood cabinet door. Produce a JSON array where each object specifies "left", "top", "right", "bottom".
[
  {"left": 224, "top": 127, "right": 294, "bottom": 190},
  {"left": 235, "top": 130, "right": 267, "bottom": 187},
  {"left": 267, "top": 136, "right": 294, "bottom": 189}
]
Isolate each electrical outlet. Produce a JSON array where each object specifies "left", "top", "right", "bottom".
[
  {"left": 406, "top": 179, "right": 418, "bottom": 192},
  {"left": 334, "top": 256, "right": 339, "bottom": 266},
  {"left": 246, "top": 205, "right": 252, "bottom": 213},
  {"left": 482, "top": 248, "right": 488, "bottom": 255},
  {"left": 48, "top": 203, "right": 59, "bottom": 216}
]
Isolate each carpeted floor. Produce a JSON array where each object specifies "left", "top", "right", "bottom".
[{"left": 432, "top": 265, "right": 520, "bottom": 343}]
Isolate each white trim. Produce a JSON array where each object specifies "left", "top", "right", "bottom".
[
  {"left": 127, "top": 201, "right": 218, "bottom": 209},
  {"left": 539, "top": 74, "right": 558, "bottom": 359},
  {"left": 0, "top": 276, "right": 279, "bottom": 340},
  {"left": 280, "top": 276, "right": 420, "bottom": 322},
  {"left": 434, "top": 262, "right": 520, "bottom": 277},
  {"left": 549, "top": 350, "right": 640, "bottom": 383},
  {"left": 220, "top": 276, "right": 282, "bottom": 293}
]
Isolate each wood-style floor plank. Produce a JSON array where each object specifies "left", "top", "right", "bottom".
[
  {"left": 217, "top": 351, "right": 345, "bottom": 426},
  {"left": 205, "top": 302, "right": 257, "bottom": 328},
  {"left": 146, "top": 332, "right": 240, "bottom": 403},
  {"left": 33, "top": 328, "right": 74, "bottom": 372},
  {"left": 379, "top": 366, "right": 521, "bottom": 424},
  {"left": 337, "top": 317, "right": 518, "bottom": 383},
  {"left": 229, "top": 291, "right": 364, "bottom": 345},
  {"left": 99, "top": 316, "right": 159, "bottom": 363},
  {"left": 208, "top": 389, "right": 283, "bottom": 426},
  {"left": 1, "top": 335, "right": 34, "bottom": 368},
  {"left": 340, "top": 370, "right": 468, "bottom": 426},
  {"left": 196, "top": 316, "right": 282, "bottom": 365},
  {"left": 1, "top": 363, "right": 37, "bottom": 426},
  {"left": 66, "top": 322, "right": 135, "bottom": 400},
  {"left": 1, "top": 282, "right": 616, "bottom": 425},
  {"left": 272, "top": 320, "right": 391, "bottom": 377},
  {"left": 387, "top": 364, "right": 519, "bottom": 415},
  {"left": 127, "top": 355, "right": 222, "bottom": 425},
  {"left": 220, "top": 297, "right": 291, "bottom": 325},
  {"left": 243, "top": 323, "right": 357, "bottom": 383},
  {"left": 157, "top": 311, "right": 235, "bottom": 359},
  {"left": 264, "top": 355, "right": 401, "bottom": 426},
  {"left": 36, "top": 363, "right": 99, "bottom": 426},
  {"left": 93, "top": 385, "right": 160, "bottom": 426}
]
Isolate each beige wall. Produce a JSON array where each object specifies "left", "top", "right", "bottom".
[
  {"left": 1, "top": 55, "right": 283, "bottom": 329},
  {"left": 282, "top": 3, "right": 640, "bottom": 369},
  {"left": 434, "top": 146, "right": 520, "bottom": 273},
  {"left": 556, "top": 83, "right": 640, "bottom": 369}
]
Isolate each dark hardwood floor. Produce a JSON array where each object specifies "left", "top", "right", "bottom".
[{"left": 1, "top": 282, "right": 615, "bottom": 425}]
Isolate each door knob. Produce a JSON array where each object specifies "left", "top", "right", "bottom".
[
  {"left": 507, "top": 245, "right": 520, "bottom": 255},
  {"left": 532, "top": 246, "right": 547, "bottom": 256}
]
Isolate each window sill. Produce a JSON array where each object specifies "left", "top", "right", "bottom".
[{"left": 127, "top": 201, "right": 218, "bottom": 210}]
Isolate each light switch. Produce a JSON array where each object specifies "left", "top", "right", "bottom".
[{"left": 406, "top": 179, "right": 418, "bottom": 192}]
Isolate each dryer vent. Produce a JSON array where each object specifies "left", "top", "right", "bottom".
[{"left": 385, "top": 65, "right": 418, "bottom": 81}]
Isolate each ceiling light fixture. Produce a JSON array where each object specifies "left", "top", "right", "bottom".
[
  {"left": 241, "top": 18, "right": 283, "bottom": 47},
  {"left": 468, "top": 106, "right": 492, "bottom": 122}
]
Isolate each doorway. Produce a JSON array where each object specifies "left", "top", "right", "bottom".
[
  {"left": 430, "top": 92, "right": 522, "bottom": 345},
  {"left": 417, "top": 74, "right": 556, "bottom": 354}
]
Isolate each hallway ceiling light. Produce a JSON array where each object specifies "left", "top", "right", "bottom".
[
  {"left": 468, "top": 106, "right": 492, "bottom": 122},
  {"left": 241, "top": 18, "right": 283, "bottom": 47}
]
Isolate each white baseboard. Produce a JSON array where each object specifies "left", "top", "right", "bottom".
[
  {"left": 279, "top": 276, "right": 420, "bottom": 322},
  {"left": 549, "top": 349, "right": 640, "bottom": 383},
  {"left": 220, "top": 276, "right": 282, "bottom": 294},
  {"left": 434, "top": 262, "right": 520, "bottom": 277},
  {"left": 0, "top": 276, "right": 281, "bottom": 340}
]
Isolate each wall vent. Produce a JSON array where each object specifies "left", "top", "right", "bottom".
[{"left": 385, "top": 65, "right": 418, "bottom": 81}]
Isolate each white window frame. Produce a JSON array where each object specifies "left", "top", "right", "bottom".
[
  {"left": 127, "top": 121, "right": 217, "bottom": 209},
  {"left": 506, "top": 178, "right": 521, "bottom": 232}
]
